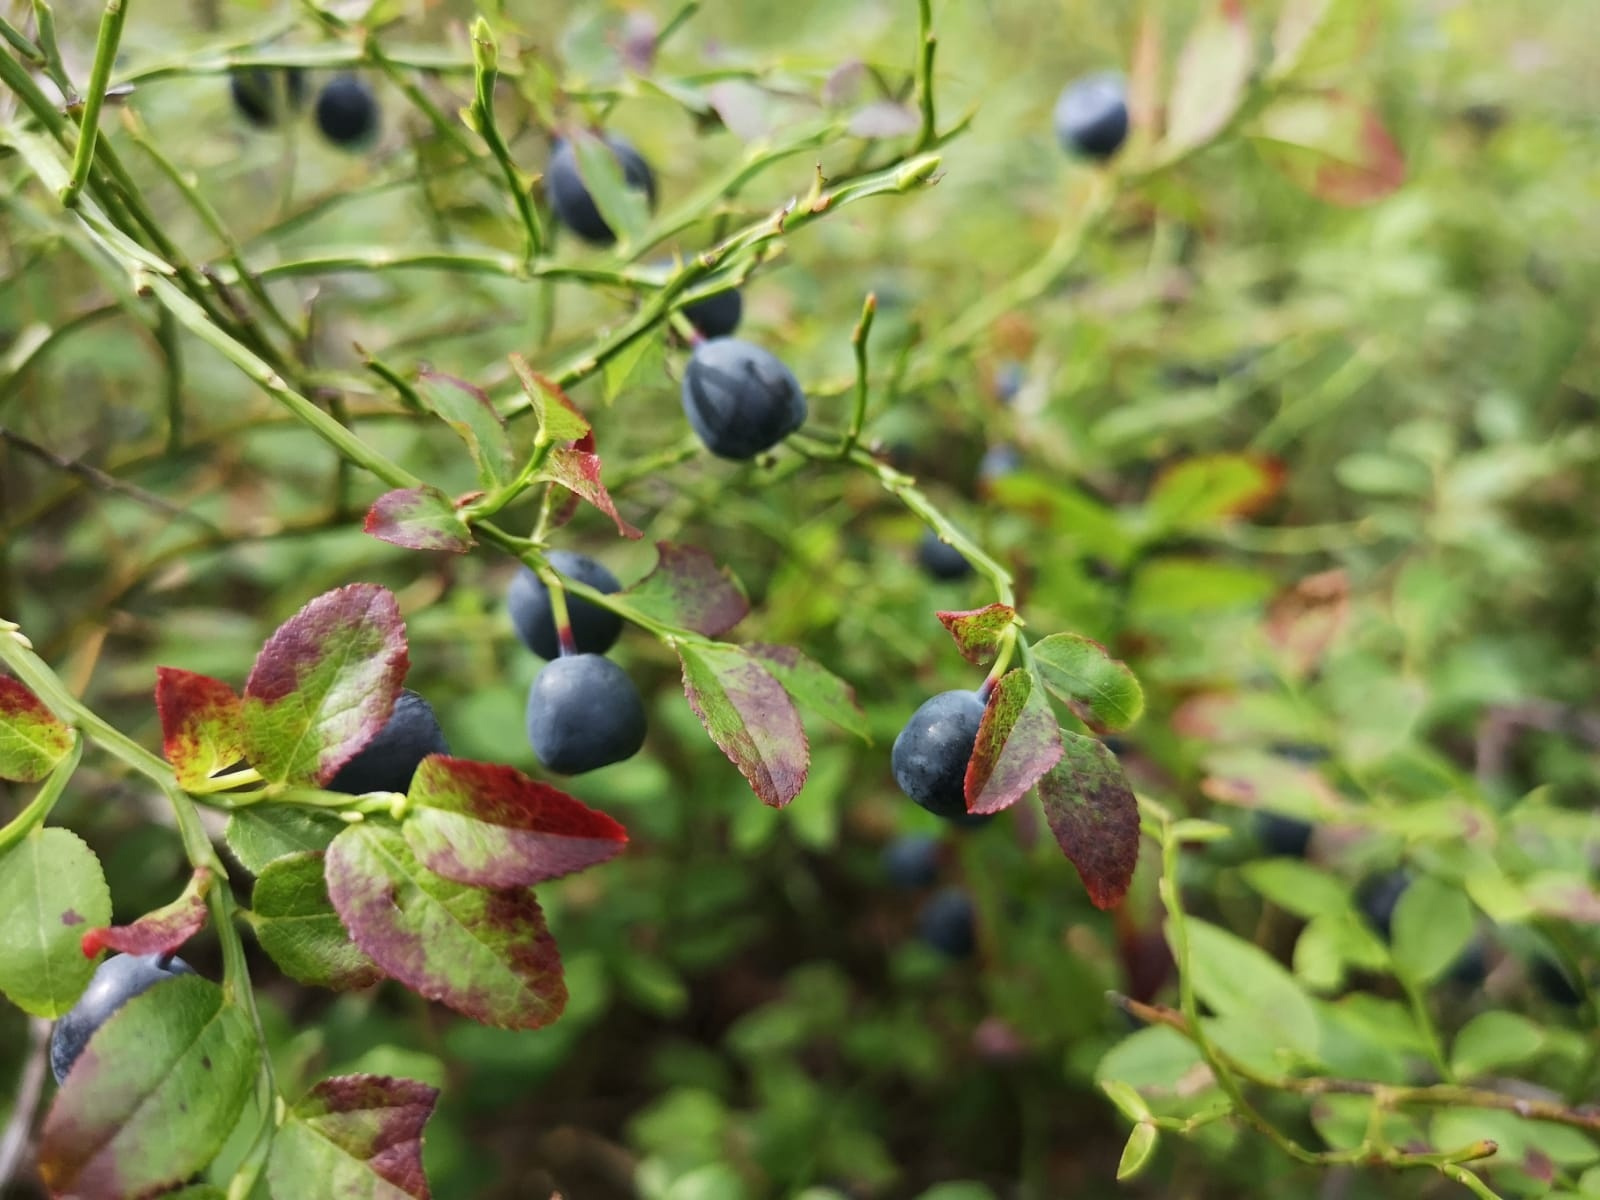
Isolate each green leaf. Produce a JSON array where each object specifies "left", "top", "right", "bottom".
[
  {"left": 936, "top": 604, "right": 1016, "bottom": 668},
  {"left": 1391, "top": 876, "right": 1475, "bottom": 985},
  {"left": 267, "top": 1074, "right": 438, "bottom": 1200},
  {"left": 1182, "top": 917, "right": 1321, "bottom": 1060},
  {"left": 325, "top": 822, "right": 567, "bottom": 1029},
  {"left": 569, "top": 129, "right": 652, "bottom": 244},
  {"left": 414, "top": 368, "right": 514, "bottom": 491},
  {"left": 1145, "top": 452, "right": 1283, "bottom": 534},
  {"left": 1038, "top": 731, "right": 1139, "bottom": 909},
  {"left": 251, "top": 851, "right": 383, "bottom": 991},
  {"left": 619, "top": 542, "right": 749, "bottom": 638},
  {"left": 1117, "top": 1122, "right": 1159, "bottom": 1181},
  {"left": 1095, "top": 1025, "right": 1205, "bottom": 1089},
  {"left": 744, "top": 644, "right": 868, "bottom": 741},
  {"left": 1029, "top": 633, "right": 1145, "bottom": 730},
  {"left": 226, "top": 806, "right": 345, "bottom": 875},
  {"left": 1164, "top": 0, "right": 1254, "bottom": 153},
  {"left": 1101, "top": 1079, "right": 1152, "bottom": 1122},
  {"left": 0, "top": 675, "right": 72, "bottom": 782},
  {"left": 155, "top": 668, "right": 246, "bottom": 790},
  {"left": 678, "top": 643, "right": 809, "bottom": 808},
  {"left": 241, "top": 584, "right": 410, "bottom": 786},
  {"left": 1240, "top": 859, "right": 1350, "bottom": 919},
  {"left": 37, "top": 976, "right": 258, "bottom": 1198},
  {"left": 1451, "top": 1011, "right": 1545, "bottom": 1080},
  {"left": 1130, "top": 558, "right": 1277, "bottom": 618},
  {"left": 0, "top": 828, "right": 111, "bottom": 1017},
  {"left": 964, "top": 670, "right": 1063, "bottom": 815},
  {"left": 402, "top": 755, "right": 628, "bottom": 888},
  {"left": 508, "top": 355, "right": 591, "bottom": 444},
  {"left": 364, "top": 487, "right": 475, "bottom": 554}
]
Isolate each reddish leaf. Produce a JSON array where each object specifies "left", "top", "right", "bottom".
[
  {"left": 403, "top": 756, "right": 627, "bottom": 888},
  {"left": 1264, "top": 568, "right": 1349, "bottom": 680},
  {"left": 848, "top": 101, "right": 918, "bottom": 139},
  {"left": 1252, "top": 90, "right": 1405, "bottom": 206},
  {"left": 936, "top": 604, "right": 1016, "bottom": 668},
  {"left": 1128, "top": 8, "right": 1164, "bottom": 136},
  {"left": 1199, "top": 750, "right": 1348, "bottom": 818},
  {"left": 1164, "top": 0, "right": 1253, "bottom": 153},
  {"left": 155, "top": 668, "right": 246, "bottom": 790},
  {"left": 326, "top": 823, "right": 566, "bottom": 1030},
  {"left": 620, "top": 543, "right": 749, "bottom": 637},
  {"left": 81, "top": 868, "right": 212, "bottom": 959},
  {"left": 364, "top": 487, "right": 476, "bottom": 554},
  {"left": 508, "top": 356, "right": 591, "bottom": 445},
  {"left": 678, "top": 644, "right": 808, "bottom": 808},
  {"left": 1040, "top": 732, "right": 1140, "bottom": 909},
  {"left": 241, "top": 584, "right": 409, "bottom": 785},
  {"left": 965, "top": 670, "right": 1064, "bottom": 815},
  {"left": 745, "top": 644, "right": 866, "bottom": 738},
  {"left": 539, "top": 441, "right": 642, "bottom": 540},
  {"left": 267, "top": 1074, "right": 438, "bottom": 1200},
  {"left": 0, "top": 674, "right": 73, "bottom": 782},
  {"left": 414, "top": 369, "right": 514, "bottom": 491}
]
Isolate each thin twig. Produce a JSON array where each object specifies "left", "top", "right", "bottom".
[{"left": 0, "top": 1017, "right": 50, "bottom": 1188}]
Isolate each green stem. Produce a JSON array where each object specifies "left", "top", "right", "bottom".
[
  {"left": 61, "top": 0, "right": 130, "bottom": 210},
  {"left": 0, "top": 733, "right": 83, "bottom": 854},
  {"left": 469, "top": 18, "right": 544, "bottom": 263},
  {"left": 842, "top": 292, "right": 877, "bottom": 449},
  {"left": 911, "top": 0, "right": 937, "bottom": 152}
]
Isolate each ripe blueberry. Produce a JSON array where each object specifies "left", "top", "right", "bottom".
[
  {"left": 526, "top": 654, "right": 647, "bottom": 775},
  {"left": 508, "top": 551, "right": 623, "bottom": 661},
  {"left": 326, "top": 689, "right": 449, "bottom": 795},
  {"left": 1254, "top": 811, "right": 1314, "bottom": 858},
  {"left": 683, "top": 285, "right": 744, "bottom": 339},
  {"left": 882, "top": 833, "right": 942, "bottom": 888},
  {"left": 917, "top": 531, "right": 973, "bottom": 581},
  {"left": 1053, "top": 72, "right": 1129, "bottom": 161},
  {"left": 892, "top": 690, "right": 986, "bottom": 821},
  {"left": 918, "top": 887, "right": 976, "bottom": 958},
  {"left": 51, "top": 954, "right": 194, "bottom": 1084},
  {"left": 681, "top": 337, "right": 807, "bottom": 460},
  {"left": 977, "top": 444, "right": 1023, "bottom": 487},
  {"left": 229, "top": 68, "right": 306, "bottom": 129},
  {"left": 315, "top": 74, "right": 379, "bottom": 149},
  {"left": 545, "top": 134, "right": 656, "bottom": 245}
]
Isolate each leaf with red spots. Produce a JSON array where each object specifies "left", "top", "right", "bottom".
[
  {"left": 620, "top": 543, "right": 750, "bottom": 637},
  {"left": 1030, "top": 634, "right": 1146, "bottom": 732},
  {"left": 0, "top": 674, "right": 72, "bottom": 782},
  {"left": 964, "top": 670, "right": 1064, "bottom": 816},
  {"left": 0, "top": 828, "right": 111, "bottom": 1017},
  {"left": 1164, "top": 0, "right": 1253, "bottom": 154},
  {"left": 1040, "top": 732, "right": 1140, "bottom": 909},
  {"left": 250, "top": 852, "right": 383, "bottom": 991},
  {"left": 268, "top": 1074, "right": 439, "bottom": 1200},
  {"left": 509, "top": 355, "right": 591, "bottom": 445},
  {"left": 745, "top": 644, "right": 867, "bottom": 740},
  {"left": 1251, "top": 90, "right": 1405, "bottom": 206},
  {"left": 415, "top": 369, "right": 514, "bottom": 491},
  {"left": 155, "top": 668, "right": 246, "bottom": 790},
  {"left": 1146, "top": 453, "right": 1284, "bottom": 533},
  {"left": 678, "top": 644, "right": 808, "bottom": 808},
  {"left": 403, "top": 756, "right": 627, "bottom": 888},
  {"left": 936, "top": 604, "right": 1016, "bottom": 668},
  {"left": 241, "top": 584, "right": 410, "bottom": 786},
  {"left": 364, "top": 487, "right": 476, "bottom": 554},
  {"left": 538, "top": 441, "right": 642, "bottom": 540},
  {"left": 81, "top": 867, "right": 211, "bottom": 959},
  {"left": 38, "top": 975, "right": 257, "bottom": 1199},
  {"left": 325, "top": 822, "right": 566, "bottom": 1029}
]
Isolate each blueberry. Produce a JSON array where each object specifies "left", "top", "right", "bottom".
[
  {"left": 1530, "top": 956, "right": 1583, "bottom": 1007},
  {"left": 1357, "top": 870, "right": 1411, "bottom": 942},
  {"left": 918, "top": 888, "right": 977, "bottom": 958},
  {"left": 51, "top": 954, "right": 194, "bottom": 1084},
  {"left": 229, "top": 68, "right": 306, "bottom": 129},
  {"left": 326, "top": 689, "right": 449, "bottom": 795},
  {"left": 683, "top": 286, "right": 743, "bottom": 339},
  {"left": 1254, "top": 811, "right": 1314, "bottom": 858},
  {"left": 977, "top": 444, "right": 1023, "bottom": 486},
  {"left": 892, "top": 690, "right": 986, "bottom": 821},
  {"left": 526, "top": 654, "right": 647, "bottom": 775},
  {"left": 917, "top": 531, "right": 973, "bottom": 581},
  {"left": 315, "top": 74, "right": 379, "bottom": 149},
  {"left": 508, "top": 551, "right": 623, "bottom": 661},
  {"left": 994, "top": 362, "right": 1024, "bottom": 405},
  {"left": 680, "top": 337, "right": 808, "bottom": 460},
  {"left": 1053, "top": 72, "right": 1129, "bottom": 161},
  {"left": 545, "top": 134, "right": 656, "bottom": 245},
  {"left": 882, "top": 833, "right": 942, "bottom": 888}
]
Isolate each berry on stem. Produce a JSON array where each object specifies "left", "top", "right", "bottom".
[
  {"left": 882, "top": 833, "right": 942, "bottom": 888},
  {"left": 526, "top": 654, "right": 647, "bottom": 775},
  {"left": 892, "top": 690, "right": 986, "bottom": 822},
  {"left": 545, "top": 133, "right": 656, "bottom": 245},
  {"left": 682, "top": 285, "right": 744, "bottom": 340},
  {"left": 50, "top": 954, "right": 194, "bottom": 1084},
  {"left": 1053, "top": 72, "right": 1129, "bottom": 161},
  {"left": 917, "top": 530, "right": 973, "bottom": 581},
  {"left": 918, "top": 887, "right": 977, "bottom": 958},
  {"left": 508, "top": 551, "right": 623, "bottom": 661},
  {"left": 315, "top": 74, "right": 379, "bottom": 149},
  {"left": 229, "top": 68, "right": 306, "bottom": 129},
  {"left": 681, "top": 337, "right": 808, "bottom": 460},
  {"left": 326, "top": 689, "right": 449, "bottom": 795}
]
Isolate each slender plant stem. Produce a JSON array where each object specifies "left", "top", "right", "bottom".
[{"left": 61, "top": 0, "right": 130, "bottom": 210}]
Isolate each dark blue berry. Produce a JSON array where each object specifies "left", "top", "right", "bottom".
[
  {"left": 508, "top": 551, "right": 623, "bottom": 661},
  {"left": 892, "top": 690, "right": 986, "bottom": 821},
  {"left": 327, "top": 689, "right": 449, "bottom": 795},
  {"left": 526, "top": 654, "right": 647, "bottom": 775},
  {"left": 546, "top": 134, "right": 656, "bottom": 245},
  {"left": 229, "top": 68, "right": 306, "bottom": 129},
  {"left": 1530, "top": 956, "right": 1583, "bottom": 1007},
  {"left": 51, "top": 954, "right": 194, "bottom": 1084},
  {"left": 918, "top": 888, "right": 977, "bottom": 958},
  {"left": 882, "top": 834, "right": 942, "bottom": 888},
  {"left": 1255, "top": 811, "right": 1314, "bottom": 858},
  {"left": 917, "top": 531, "right": 973, "bottom": 581},
  {"left": 681, "top": 337, "right": 807, "bottom": 460},
  {"left": 683, "top": 286, "right": 743, "bottom": 339},
  {"left": 1054, "top": 72, "right": 1129, "bottom": 161},
  {"left": 315, "top": 74, "right": 379, "bottom": 149}
]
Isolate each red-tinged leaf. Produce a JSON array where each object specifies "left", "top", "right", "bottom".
[
  {"left": 81, "top": 868, "right": 211, "bottom": 959},
  {"left": 1146, "top": 453, "right": 1284, "bottom": 533},
  {"left": 539, "top": 443, "right": 643, "bottom": 540},
  {"left": 1269, "top": 0, "right": 1377, "bottom": 81},
  {"left": 1040, "top": 732, "right": 1140, "bottom": 909},
  {"left": 155, "top": 668, "right": 246, "bottom": 790},
  {"left": 268, "top": 1074, "right": 439, "bottom": 1200},
  {"left": 241, "top": 584, "right": 409, "bottom": 785},
  {"left": 251, "top": 852, "right": 384, "bottom": 992},
  {"left": 848, "top": 101, "right": 918, "bottom": 139},
  {"left": 508, "top": 356, "right": 591, "bottom": 445},
  {"left": 1164, "top": 0, "right": 1253, "bottom": 154},
  {"left": 744, "top": 644, "right": 867, "bottom": 739},
  {"left": 677, "top": 644, "right": 808, "bottom": 808},
  {"left": 964, "top": 670, "right": 1064, "bottom": 815},
  {"left": 1128, "top": 8, "right": 1164, "bottom": 137},
  {"left": 364, "top": 487, "right": 476, "bottom": 554},
  {"left": 325, "top": 822, "right": 566, "bottom": 1029},
  {"left": 1251, "top": 90, "right": 1405, "bottom": 206},
  {"left": 414, "top": 369, "right": 514, "bottom": 491},
  {"left": 1264, "top": 569, "right": 1349, "bottom": 680},
  {"left": 1198, "top": 749, "right": 1349, "bottom": 819},
  {"left": 402, "top": 756, "right": 627, "bottom": 888},
  {"left": 706, "top": 80, "right": 775, "bottom": 142},
  {"left": 0, "top": 674, "right": 72, "bottom": 782},
  {"left": 936, "top": 604, "right": 1016, "bottom": 668},
  {"left": 38, "top": 976, "right": 257, "bottom": 1200},
  {"left": 620, "top": 542, "right": 749, "bottom": 638}
]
